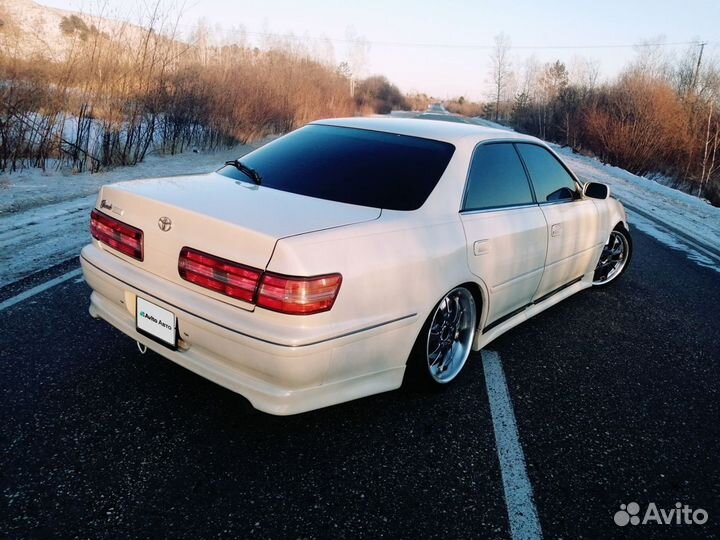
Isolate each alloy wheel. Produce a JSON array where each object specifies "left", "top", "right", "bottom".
[
  {"left": 426, "top": 287, "right": 477, "bottom": 383},
  {"left": 593, "top": 230, "right": 630, "bottom": 285}
]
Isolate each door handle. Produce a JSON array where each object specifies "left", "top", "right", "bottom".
[
  {"left": 473, "top": 240, "right": 489, "bottom": 255},
  {"left": 551, "top": 223, "right": 562, "bottom": 237}
]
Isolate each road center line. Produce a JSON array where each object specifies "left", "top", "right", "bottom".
[
  {"left": 0, "top": 268, "right": 83, "bottom": 312},
  {"left": 482, "top": 350, "right": 543, "bottom": 540}
]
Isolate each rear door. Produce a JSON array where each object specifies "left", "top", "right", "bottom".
[
  {"left": 515, "top": 143, "right": 600, "bottom": 301},
  {"left": 459, "top": 143, "right": 548, "bottom": 327}
]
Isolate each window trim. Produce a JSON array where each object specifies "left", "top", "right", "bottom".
[
  {"left": 461, "top": 202, "right": 539, "bottom": 215},
  {"left": 513, "top": 141, "right": 584, "bottom": 205},
  {"left": 460, "top": 140, "right": 539, "bottom": 213}
]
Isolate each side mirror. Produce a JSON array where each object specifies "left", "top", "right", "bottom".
[{"left": 583, "top": 182, "right": 610, "bottom": 200}]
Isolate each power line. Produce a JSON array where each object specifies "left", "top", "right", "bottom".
[{"left": 241, "top": 31, "right": 712, "bottom": 51}]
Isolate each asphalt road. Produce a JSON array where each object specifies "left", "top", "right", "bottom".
[{"left": 1, "top": 226, "right": 719, "bottom": 540}]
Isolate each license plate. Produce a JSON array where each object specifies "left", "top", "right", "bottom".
[{"left": 136, "top": 296, "right": 177, "bottom": 348}]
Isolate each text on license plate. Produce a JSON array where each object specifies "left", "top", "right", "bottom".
[{"left": 136, "top": 296, "right": 176, "bottom": 347}]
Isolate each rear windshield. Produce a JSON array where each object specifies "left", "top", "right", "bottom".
[{"left": 217, "top": 124, "right": 455, "bottom": 211}]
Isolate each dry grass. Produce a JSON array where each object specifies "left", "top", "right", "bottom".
[{"left": 0, "top": 10, "right": 355, "bottom": 172}]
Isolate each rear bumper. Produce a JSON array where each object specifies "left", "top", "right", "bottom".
[{"left": 80, "top": 244, "right": 417, "bottom": 415}]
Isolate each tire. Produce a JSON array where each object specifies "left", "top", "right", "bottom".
[
  {"left": 592, "top": 224, "right": 632, "bottom": 287},
  {"left": 404, "top": 286, "right": 478, "bottom": 390}
]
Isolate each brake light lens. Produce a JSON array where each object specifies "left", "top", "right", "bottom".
[
  {"left": 257, "top": 273, "right": 342, "bottom": 315},
  {"left": 178, "top": 247, "right": 262, "bottom": 303},
  {"left": 90, "top": 209, "right": 143, "bottom": 261},
  {"left": 178, "top": 247, "right": 342, "bottom": 314}
]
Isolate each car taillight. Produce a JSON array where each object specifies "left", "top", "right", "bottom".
[
  {"left": 178, "top": 247, "right": 262, "bottom": 303},
  {"left": 90, "top": 209, "right": 143, "bottom": 261},
  {"left": 256, "top": 273, "right": 342, "bottom": 315},
  {"left": 178, "top": 247, "right": 342, "bottom": 314}
]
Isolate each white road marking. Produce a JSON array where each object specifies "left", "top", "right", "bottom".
[
  {"left": 482, "top": 350, "right": 543, "bottom": 540},
  {"left": 0, "top": 268, "right": 83, "bottom": 312}
]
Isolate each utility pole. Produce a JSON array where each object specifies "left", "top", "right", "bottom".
[{"left": 691, "top": 41, "right": 707, "bottom": 93}]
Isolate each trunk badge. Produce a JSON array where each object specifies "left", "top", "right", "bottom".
[
  {"left": 158, "top": 216, "right": 172, "bottom": 232},
  {"left": 101, "top": 199, "right": 124, "bottom": 216}
]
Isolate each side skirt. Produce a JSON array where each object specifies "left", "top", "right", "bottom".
[{"left": 473, "top": 274, "right": 592, "bottom": 350}]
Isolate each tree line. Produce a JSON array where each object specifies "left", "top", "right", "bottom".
[
  {"left": 4, "top": 6, "right": 717, "bottom": 209},
  {"left": 0, "top": 3, "right": 420, "bottom": 175},
  {"left": 0, "top": 11, "right": 361, "bottom": 173},
  {"left": 487, "top": 36, "right": 720, "bottom": 206}
]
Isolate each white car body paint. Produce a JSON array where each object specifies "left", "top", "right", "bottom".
[{"left": 80, "top": 117, "right": 629, "bottom": 415}]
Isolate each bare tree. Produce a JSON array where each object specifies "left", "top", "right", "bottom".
[
  {"left": 0, "top": 1, "right": 357, "bottom": 173},
  {"left": 630, "top": 36, "right": 672, "bottom": 81},
  {"left": 345, "top": 26, "right": 370, "bottom": 80},
  {"left": 569, "top": 56, "right": 600, "bottom": 91},
  {"left": 699, "top": 102, "right": 720, "bottom": 197},
  {"left": 490, "top": 33, "right": 512, "bottom": 122}
]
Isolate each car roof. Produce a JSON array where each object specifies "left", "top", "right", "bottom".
[{"left": 311, "top": 116, "right": 541, "bottom": 145}]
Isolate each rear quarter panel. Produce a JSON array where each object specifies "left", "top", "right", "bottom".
[{"left": 266, "top": 211, "right": 473, "bottom": 375}]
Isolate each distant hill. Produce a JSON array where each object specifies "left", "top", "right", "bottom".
[{"left": 0, "top": 0, "right": 151, "bottom": 59}]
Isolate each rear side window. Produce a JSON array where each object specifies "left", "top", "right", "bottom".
[
  {"left": 462, "top": 143, "right": 535, "bottom": 211},
  {"left": 515, "top": 143, "right": 578, "bottom": 203},
  {"left": 217, "top": 125, "right": 455, "bottom": 211}
]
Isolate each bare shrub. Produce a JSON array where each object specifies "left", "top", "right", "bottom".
[
  {"left": 354, "top": 75, "right": 408, "bottom": 114},
  {"left": 405, "top": 93, "right": 432, "bottom": 112},
  {"left": 445, "top": 97, "right": 484, "bottom": 117},
  {"left": 0, "top": 8, "right": 356, "bottom": 173},
  {"left": 584, "top": 75, "right": 690, "bottom": 176},
  {"left": 510, "top": 54, "right": 720, "bottom": 206}
]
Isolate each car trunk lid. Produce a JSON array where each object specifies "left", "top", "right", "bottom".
[{"left": 95, "top": 172, "right": 381, "bottom": 310}]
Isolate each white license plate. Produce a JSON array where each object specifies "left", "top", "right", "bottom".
[{"left": 136, "top": 297, "right": 177, "bottom": 348}]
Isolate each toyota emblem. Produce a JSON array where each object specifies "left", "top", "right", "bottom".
[{"left": 158, "top": 216, "right": 172, "bottom": 232}]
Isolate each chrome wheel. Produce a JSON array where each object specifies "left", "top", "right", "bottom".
[
  {"left": 593, "top": 229, "right": 630, "bottom": 285},
  {"left": 426, "top": 287, "right": 477, "bottom": 384}
]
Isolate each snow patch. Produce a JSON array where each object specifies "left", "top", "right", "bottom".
[
  {"left": 552, "top": 145, "right": 720, "bottom": 256},
  {"left": 626, "top": 211, "right": 720, "bottom": 274},
  {"left": 0, "top": 141, "right": 266, "bottom": 286}
]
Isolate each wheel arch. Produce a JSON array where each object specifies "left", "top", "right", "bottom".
[
  {"left": 614, "top": 219, "right": 630, "bottom": 232},
  {"left": 458, "top": 280, "right": 485, "bottom": 327},
  {"left": 606, "top": 198, "right": 630, "bottom": 239},
  {"left": 412, "top": 279, "right": 487, "bottom": 355},
  {"left": 403, "top": 281, "right": 482, "bottom": 387}
]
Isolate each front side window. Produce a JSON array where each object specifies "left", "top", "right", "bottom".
[
  {"left": 217, "top": 124, "right": 455, "bottom": 211},
  {"left": 515, "top": 143, "right": 579, "bottom": 203},
  {"left": 462, "top": 143, "right": 535, "bottom": 211}
]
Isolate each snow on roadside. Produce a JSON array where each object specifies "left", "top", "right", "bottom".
[
  {"left": 0, "top": 140, "right": 270, "bottom": 215},
  {"left": 626, "top": 211, "right": 720, "bottom": 274},
  {"left": 0, "top": 196, "right": 95, "bottom": 286},
  {"left": 0, "top": 141, "right": 265, "bottom": 286},
  {"left": 553, "top": 145, "right": 720, "bottom": 254}
]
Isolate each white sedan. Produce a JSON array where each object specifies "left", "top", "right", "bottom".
[{"left": 81, "top": 117, "right": 632, "bottom": 415}]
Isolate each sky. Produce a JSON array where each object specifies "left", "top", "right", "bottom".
[{"left": 37, "top": 0, "right": 720, "bottom": 100}]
